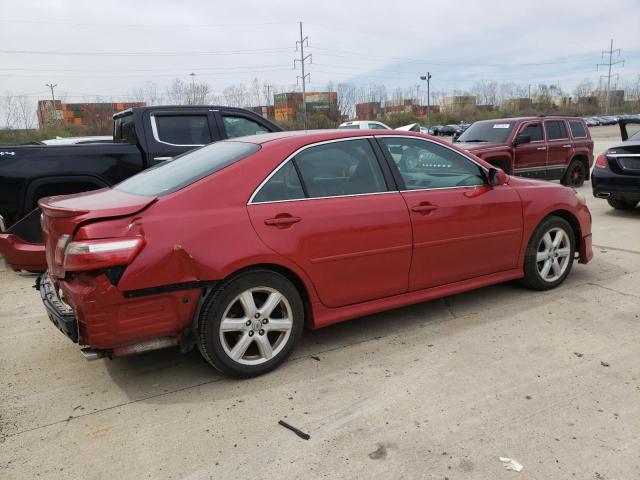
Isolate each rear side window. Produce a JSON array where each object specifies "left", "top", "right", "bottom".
[
  {"left": 116, "top": 141, "right": 259, "bottom": 196},
  {"left": 223, "top": 116, "right": 269, "bottom": 138},
  {"left": 368, "top": 123, "right": 387, "bottom": 130},
  {"left": 569, "top": 121, "right": 587, "bottom": 138},
  {"left": 295, "top": 139, "right": 386, "bottom": 198},
  {"left": 520, "top": 123, "right": 543, "bottom": 141},
  {"left": 252, "top": 161, "right": 305, "bottom": 203},
  {"left": 153, "top": 115, "right": 212, "bottom": 146},
  {"left": 338, "top": 125, "right": 360, "bottom": 129},
  {"left": 545, "top": 121, "right": 568, "bottom": 140}
]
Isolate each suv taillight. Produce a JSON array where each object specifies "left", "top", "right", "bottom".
[
  {"left": 595, "top": 154, "right": 608, "bottom": 169},
  {"left": 62, "top": 237, "right": 145, "bottom": 272}
]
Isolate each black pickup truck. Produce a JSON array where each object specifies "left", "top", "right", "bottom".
[{"left": 0, "top": 106, "right": 281, "bottom": 271}]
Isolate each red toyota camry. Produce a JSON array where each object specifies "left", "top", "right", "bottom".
[{"left": 38, "top": 130, "right": 593, "bottom": 377}]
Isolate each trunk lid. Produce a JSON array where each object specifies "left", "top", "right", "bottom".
[{"left": 39, "top": 188, "right": 156, "bottom": 277}]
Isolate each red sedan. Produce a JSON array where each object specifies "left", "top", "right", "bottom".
[{"left": 38, "top": 130, "right": 593, "bottom": 377}]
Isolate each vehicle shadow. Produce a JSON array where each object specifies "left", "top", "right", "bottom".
[
  {"left": 602, "top": 206, "right": 640, "bottom": 218},
  {"left": 103, "top": 281, "right": 529, "bottom": 404}
]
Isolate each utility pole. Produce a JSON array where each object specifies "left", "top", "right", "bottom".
[
  {"left": 420, "top": 73, "right": 432, "bottom": 128},
  {"left": 189, "top": 72, "right": 196, "bottom": 105},
  {"left": 45, "top": 83, "right": 58, "bottom": 127},
  {"left": 294, "top": 21, "right": 311, "bottom": 130},
  {"left": 528, "top": 84, "right": 532, "bottom": 99},
  {"left": 597, "top": 39, "right": 624, "bottom": 115}
]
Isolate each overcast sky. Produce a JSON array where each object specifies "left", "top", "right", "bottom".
[{"left": 1, "top": 0, "right": 639, "bottom": 102}]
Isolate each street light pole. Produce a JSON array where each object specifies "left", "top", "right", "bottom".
[
  {"left": 189, "top": 72, "right": 196, "bottom": 104},
  {"left": 420, "top": 73, "right": 432, "bottom": 128}
]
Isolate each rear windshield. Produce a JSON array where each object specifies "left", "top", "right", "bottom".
[
  {"left": 457, "top": 121, "right": 515, "bottom": 143},
  {"left": 115, "top": 141, "right": 259, "bottom": 196},
  {"left": 113, "top": 114, "right": 136, "bottom": 144}
]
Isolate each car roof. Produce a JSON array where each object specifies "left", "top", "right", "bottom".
[
  {"left": 230, "top": 129, "right": 426, "bottom": 146},
  {"left": 473, "top": 116, "right": 584, "bottom": 123}
]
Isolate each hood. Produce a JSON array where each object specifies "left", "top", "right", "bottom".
[{"left": 455, "top": 142, "right": 506, "bottom": 151}]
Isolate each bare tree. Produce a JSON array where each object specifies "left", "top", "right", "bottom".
[
  {"left": 15, "top": 95, "right": 36, "bottom": 130},
  {"left": 131, "top": 81, "right": 162, "bottom": 105},
  {"left": 187, "top": 82, "right": 211, "bottom": 105},
  {"left": 165, "top": 79, "right": 189, "bottom": 105},
  {"left": 573, "top": 79, "right": 594, "bottom": 98},
  {"left": 1, "top": 91, "right": 18, "bottom": 128},
  {"left": 471, "top": 80, "right": 498, "bottom": 106},
  {"left": 222, "top": 84, "right": 250, "bottom": 107}
]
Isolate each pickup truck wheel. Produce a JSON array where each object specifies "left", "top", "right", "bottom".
[
  {"left": 607, "top": 196, "right": 639, "bottom": 210},
  {"left": 521, "top": 216, "right": 575, "bottom": 291},
  {"left": 197, "top": 270, "right": 304, "bottom": 378},
  {"left": 561, "top": 160, "right": 586, "bottom": 187}
]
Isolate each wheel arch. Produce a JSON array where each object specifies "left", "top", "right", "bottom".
[
  {"left": 201, "top": 263, "right": 315, "bottom": 329},
  {"left": 542, "top": 209, "right": 582, "bottom": 254}
]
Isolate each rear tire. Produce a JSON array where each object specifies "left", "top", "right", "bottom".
[
  {"left": 561, "top": 159, "right": 586, "bottom": 187},
  {"left": 197, "top": 270, "right": 304, "bottom": 378},
  {"left": 521, "top": 216, "right": 575, "bottom": 291},
  {"left": 607, "top": 196, "right": 638, "bottom": 210}
]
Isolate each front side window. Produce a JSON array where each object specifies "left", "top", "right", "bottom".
[
  {"left": 154, "top": 115, "right": 212, "bottom": 145},
  {"left": 295, "top": 139, "right": 387, "bottom": 198},
  {"left": 223, "top": 116, "right": 269, "bottom": 138},
  {"left": 368, "top": 123, "right": 388, "bottom": 130},
  {"left": 520, "top": 123, "right": 544, "bottom": 141},
  {"left": 381, "top": 137, "right": 485, "bottom": 190},
  {"left": 116, "top": 141, "right": 259, "bottom": 196},
  {"left": 545, "top": 120, "right": 568, "bottom": 140},
  {"left": 569, "top": 121, "right": 587, "bottom": 138}
]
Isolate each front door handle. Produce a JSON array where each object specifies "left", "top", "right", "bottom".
[
  {"left": 264, "top": 216, "right": 301, "bottom": 227},
  {"left": 536, "top": 147, "right": 547, "bottom": 151},
  {"left": 411, "top": 203, "right": 438, "bottom": 214},
  {"left": 562, "top": 144, "right": 572, "bottom": 148},
  {"left": 154, "top": 156, "right": 173, "bottom": 162}
]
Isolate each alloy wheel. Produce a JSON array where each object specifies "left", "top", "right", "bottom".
[
  {"left": 219, "top": 287, "right": 293, "bottom": 366},
  {"left": 536, "top": 227, "right": 571, "bottom": 282}
]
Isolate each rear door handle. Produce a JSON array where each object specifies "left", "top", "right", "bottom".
[
  {"left": 562, "top": 144, "right": 572, "bottom": 148},
  {"left": 154, "top": 156, "right": 173, "bottom": 162},
  {"left": 264, "top": 216, "right": 301, "bottom": 226},
  {"left": 536, "top": 147, "right": 547, "bottom": 151},
  {"left": 411, "top": 203, "right": 438, "bottom": 214}
]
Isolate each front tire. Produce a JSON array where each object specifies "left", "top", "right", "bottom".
[
  {"left": 607, "top": 196, "right": 638, "bottom": 210},
  {"left": 521, "top": 216, "right": 575, "bottom": 291},
  {"left": 197, "top": 270, "right": 304, "bottom": 378}
]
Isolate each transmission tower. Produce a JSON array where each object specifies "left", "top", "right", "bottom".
[
  {"left": 294, "top": 22, "right": 311, "bottom": 130},
  {"left": 597, "top": 39, "right": 624, "bottom": 114}
]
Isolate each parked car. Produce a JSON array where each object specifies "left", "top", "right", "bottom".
[
  {"left": 583, "top": 117, "right": 599, "bottom": 127},
  {"left": 592, "top": 118, "right": 640, "bottom": 209},
  {"left": 38, "top": 129, "right": 593, "bottom": 377},
  {"left": 454, "top": 116, "right": 593, "bottom": 187},
  {"left": 338, "top": 120, "right": 391, "bottom": 130},
  {"left": 0, "top": 106, "right": 281, "bottom": 272},
  {"left": 599, "top": 116, "right": 619, "bottom": 125},
  {"left": 433, "top": 124, "right": 462, "bottom": 136}
]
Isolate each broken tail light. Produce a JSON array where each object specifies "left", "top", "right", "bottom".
[
  {"left": 63, "top": 237, "right": 145, "bottom": 272},
  {"left": 595, "top": 154, "right": 608, "bottom": 169}
]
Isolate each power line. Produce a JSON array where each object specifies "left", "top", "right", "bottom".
[
  {"left": 597, "top": 38, "right": 624, "bottom": 115},
  {"left": 0, "top": 47, "right": 294, "bottom": 57},
  {"left": 0, "top": 19, "right": 293, "bottom": 28},
  {"left": 294, "top": 21, "right": 311, "bottom": 130},
  {"left": 0, "top": 63, "right": 292, "bottom": 73}
]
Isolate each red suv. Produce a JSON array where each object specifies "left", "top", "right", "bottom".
[
  {"left": 39, "top": 130, "right": 593, "bottom": 377},
  {"left": 455, "top": 116, "right": 593, "bottom": 187}
]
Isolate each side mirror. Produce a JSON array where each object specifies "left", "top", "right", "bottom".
[
  {"left": 488, "top": 167, "right": 507, "bottom": 186},
  {"left": 513, "top": 133, "right": 531, "bottom": 145}
]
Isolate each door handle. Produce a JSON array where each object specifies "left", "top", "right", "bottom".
[
  {"left": 154, "top": 156, "right": 173, "bottom": 162},
  {"left": 264, "top": 216, "right": 301, "bottom": 226},
  {"left": 536, "top": 147, "right": 547, "bottom": 151},
  {"left": 562, "top": 144, "right": 572, "bottom": 148},
  {"left": 411, "top": 203, "right": 438, "bottom": 214}
]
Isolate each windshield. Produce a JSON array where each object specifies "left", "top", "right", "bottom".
[
  {"left": 457, "top": 121, "right": 515, "bottom": 143},
  {"left": 116, "top": 141, "right": 260, "bottom": 196}
]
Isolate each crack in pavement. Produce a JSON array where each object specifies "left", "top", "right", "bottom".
[
  {"left": 593, "top": 244, "right": 640, "bottom": 256},
  {"left": 586, "top": 282, "right": 640, "bottom": 299}
]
